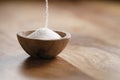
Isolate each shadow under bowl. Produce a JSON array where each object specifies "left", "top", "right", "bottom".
[{"left": 17, "top": 30, "right": 71, "bottom": 59}]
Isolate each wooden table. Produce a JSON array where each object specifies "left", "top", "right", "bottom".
[{"left": 0, "top": 1, "right": 120, "bottom": 80}]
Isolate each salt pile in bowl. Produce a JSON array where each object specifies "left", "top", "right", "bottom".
[{"left": 27, "top": 28, "right": 61, "bottom": 40}]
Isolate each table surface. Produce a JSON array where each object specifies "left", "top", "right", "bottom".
[{"left": 0, "top": 1, "right": 120, "bottom": 80}]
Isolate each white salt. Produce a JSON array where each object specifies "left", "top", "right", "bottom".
[
  {"left": 27, "top": 28, "right": 61, "bottom": 40},
  {"left": 27, "top": 0, "right": 61, "bottom": 40},
  {"left": 45, "top": 0, "right": 48, "bottom": 28}
]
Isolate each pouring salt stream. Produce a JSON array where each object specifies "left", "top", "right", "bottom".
[{"left": 27, "top": 0, "right": 61, "bottom": 40}]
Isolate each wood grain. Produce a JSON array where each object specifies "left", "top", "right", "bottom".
[{"left": 0, "top": 1, "right": 120, "bottom": 80}]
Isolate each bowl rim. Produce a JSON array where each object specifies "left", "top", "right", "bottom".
[{"left": 17, "top": 30, "right": 71, "bottom": 41}]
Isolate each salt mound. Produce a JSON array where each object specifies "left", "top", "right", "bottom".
[{"left": 27, "top": 28, "right": 61, "bottom": 40}]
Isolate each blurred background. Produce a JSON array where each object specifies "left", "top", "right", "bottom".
[{"left": 0, "top": 0, "right": 120, "bottom": 46}]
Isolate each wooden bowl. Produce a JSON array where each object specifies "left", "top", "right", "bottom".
[{"left": 17, "top": 30, "right": 71, "bottom": 59}]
